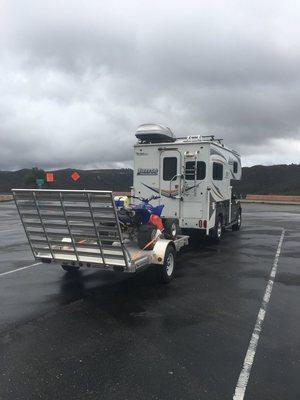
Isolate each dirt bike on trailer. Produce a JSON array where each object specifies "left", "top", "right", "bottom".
[
  {"left": 12, "top": 189, "right": 189, "bottom": 283},
  {"left": 114, "top": 194, "right": 180, "bottom": 250}
]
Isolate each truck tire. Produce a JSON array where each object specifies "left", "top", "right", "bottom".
[
  {"left": 137, "top": 224, "right": 157, "bottom": 250},
  {"left": 232, "top": 209, "right": 242, "bottom": 231},
  {"left": 157, "top": 245, "right": 176, "bottom": 284},
  {"left": 61, "top": 265, "right": 80, "bottom": 273},
  {"left": 164, "top": 218, "right": 179, "bottom": 240},
  {"left": 210, "top": 215, "right": 223, "bottom": 242}
]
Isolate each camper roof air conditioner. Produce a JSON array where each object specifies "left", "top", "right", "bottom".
[{"left": 135, "top": 124, "right": 175, "bottom": 143}]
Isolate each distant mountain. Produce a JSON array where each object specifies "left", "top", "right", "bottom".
[
  {"left": 0, "top": 164, "right": 299, "bottom": 195},
  {"left": 232, "top": 164, "right": 300, "bottom": 196},
  {"left": 0, "top": 168, "right": 133, "bottom": 193}
]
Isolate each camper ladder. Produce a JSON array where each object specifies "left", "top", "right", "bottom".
[{"left": 184, "top": 151, "right": 199, "bottom": 195}]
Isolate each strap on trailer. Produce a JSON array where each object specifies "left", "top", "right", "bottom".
[{"left": 12, "top": 189, "right": 131, "bottom": 269}]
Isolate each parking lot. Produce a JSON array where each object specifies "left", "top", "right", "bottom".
[{"left": 0, "top": 201, "right": 299, "bottom": 400}]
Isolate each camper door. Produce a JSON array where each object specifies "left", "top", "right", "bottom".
[
  {"left": 159, "top": 150, "right": 181, "bottom": 218},
  {"left": 181, "top": 157, "right": 206, "bottom": 222}
]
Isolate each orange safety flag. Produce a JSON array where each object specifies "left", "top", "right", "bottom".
[
  {"left": 46, "top": 172, "right": 54, "bottom": 182},
  {"left": 71, "top": 171, "right": 80, "bottom": 182}
]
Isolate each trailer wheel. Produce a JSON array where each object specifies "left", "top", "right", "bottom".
[
  {"left": 210, "top": 216, "right": 223, "bottom": 242},
  {"left": 137, "top": 224, "right": 157, "bottom": 250},
  {"left": 157, "top": 245, "right": 176, "bottom": 284},
  {"left": 232, "top": 209, "right": 242, "bottom": 231},
  {"left": 61, "top": 265, "right": 80, "bottom": 273},
  {"left": 164, "top": 219, "right": 179, "bottom": 240}
]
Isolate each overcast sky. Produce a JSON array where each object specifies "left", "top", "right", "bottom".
[{"left": 1, "top": 0, "right": 300, "bottom": 170}]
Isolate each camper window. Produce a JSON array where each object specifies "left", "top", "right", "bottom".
[
  {"left": 163, "top": 157, "right": 177, "bottom": 181},
  {"left": 213, "top": 162, "right": 223, "bottom": 180},
  {"left": 185, "top": 161, "right": 206, "bottom": 180},
  {"left": 233, "top": 161, "right": 238, "bottom": 173}
]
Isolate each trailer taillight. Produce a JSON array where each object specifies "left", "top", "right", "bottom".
[{"left": 203, "top": 220, "right": 207, "bottom": 229}]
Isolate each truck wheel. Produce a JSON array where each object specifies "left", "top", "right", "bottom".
[
  {"left": 232, "top": 210, "right": 242, "bottom": 231},
  {"left": 61, "top": 265, "right": 80, "bottom": 273},
  {"left": 137, "top": 224, "right": 157, "bottom": 250},
  {"left": 210, "top": 216, "right": 223, "bottom": 242},
  {"left": 164, "top": 218, "right": 179, "bottom": 240},
  {"left": 157, "top": 245, "right": 176, "bottom": 284}
]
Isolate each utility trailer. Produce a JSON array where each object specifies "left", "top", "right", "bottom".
[{"left": 13, "top": 189, "right": 188, "bottom": 282}]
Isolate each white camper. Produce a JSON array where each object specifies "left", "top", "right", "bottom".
[{"left": 133, "top": 124, "right": 242, "bottom": 240}]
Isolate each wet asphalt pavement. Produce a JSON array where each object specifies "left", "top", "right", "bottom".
[{"left": 0, "top": 202, "right": 299, "bottom": 400}]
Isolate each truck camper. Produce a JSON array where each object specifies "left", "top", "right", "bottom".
[{"left": 133, "top": 124, "right": 242, "bottom": 241}]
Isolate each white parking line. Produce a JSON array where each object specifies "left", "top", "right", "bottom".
[
  {"left": 233, "top": 228, "right": 285, "bottom": 400},
  {"left": 0, "top": 262, "right": 42, "bottom": 277}
]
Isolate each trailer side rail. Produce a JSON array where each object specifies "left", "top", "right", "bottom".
[{"left": 12, "top": 189, "right": 130, "bottom": 268}]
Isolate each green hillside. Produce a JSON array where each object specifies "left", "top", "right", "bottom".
[{"left": 0, "top": 164, "right": 299, "bottom": 195}]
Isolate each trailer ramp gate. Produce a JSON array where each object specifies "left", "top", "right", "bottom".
[{"left": 12, "top": 189, "right": 130, "bottom": 269}]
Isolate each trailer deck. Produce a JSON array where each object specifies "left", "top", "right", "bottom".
[{"left": 12, "top": 189, "right": 188, "bottom": 273}]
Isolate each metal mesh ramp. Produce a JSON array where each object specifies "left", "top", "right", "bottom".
[{"left": 12, "top": 189, "right": 129, "bottom": 268}]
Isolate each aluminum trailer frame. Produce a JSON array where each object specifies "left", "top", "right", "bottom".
[{"left": 13, "top": 189, "right": 188, "bottom": 273}]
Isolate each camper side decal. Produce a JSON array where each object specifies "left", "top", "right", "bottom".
[
  {"left": 210, "top": 148, "right": 227, "bottom": 161},
  {"left": 137, "top": 168, "right": 158, "bottom": 176},
  {"left": 142, "top": 182, "right": 199, "bottom": 199},
  {"left": 142, "top": 183, "right": 178, "bottom": 198},
  {"left": 211, "top": 183, "right": 224, "bottom": 200}
]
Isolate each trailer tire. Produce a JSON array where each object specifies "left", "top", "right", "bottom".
[
  {"left": 232, "top": 209, "right": 242, "bottom": 231},
  {"left": 61, "top": 265, "right": 80, "bottom": 273},
  {"left": 210, "top": 216, "right": 223, "bottom": 242},
  {"left": 157, "top": 245, "right": 176, "bottom": 284},
  {"left": 164, "top": 218, "right": 179, "bottom": 240},
  {"left": 137, "top": 224, "right": 157, "bottom": 250}
]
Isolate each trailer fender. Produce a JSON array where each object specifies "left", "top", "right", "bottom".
[{"left": 152, "top": 239, "right": 175, "bottom": 265}]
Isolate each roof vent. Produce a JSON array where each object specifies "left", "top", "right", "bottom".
[{"left": 135, "top": 124, "right": 175, "bottom": 143}]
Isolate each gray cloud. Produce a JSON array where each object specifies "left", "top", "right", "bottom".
[{"left": 1, "top": 0, "right": 300, "bottom": 170}]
